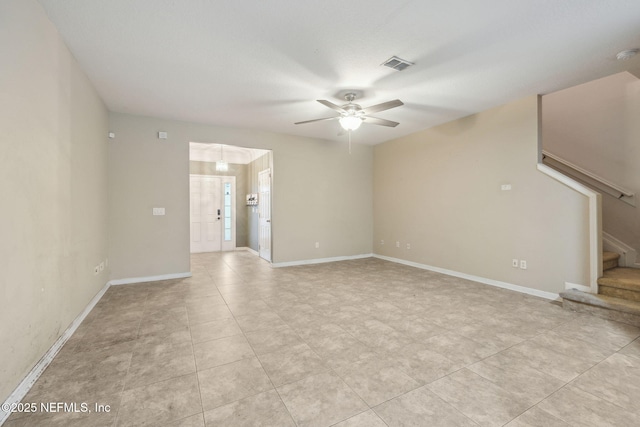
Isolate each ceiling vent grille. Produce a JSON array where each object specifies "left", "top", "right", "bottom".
[{"left": 381, "top": 56, "right": 413, "bottom": 71}]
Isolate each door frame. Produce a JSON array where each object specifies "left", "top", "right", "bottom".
[{"left": 258, "top": 168, "right": 272, "bottom": 262}]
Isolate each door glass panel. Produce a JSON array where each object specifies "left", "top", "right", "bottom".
[{"left": 224, "top": 182, "right": 232, "bottom": 241}]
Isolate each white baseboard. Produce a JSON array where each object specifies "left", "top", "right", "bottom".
[
  {"left": 236, "top": 247, "right": 259, "bottom": 256},
  {"left": 0, "top": 282, "right": 110, "bottom": 426},
  {"left": 272, "top": 253, "right": 374, "bottom": 268},
  {"left": 108, "top": 272, "right": 192, "bottom": 286},
  {"left": 374, "top": 254, "right": 560, "bottom": 301},
  {"left": 1, "top": 267, "right": 195, "bottom": 424},
  {"left": 564, "top": 282, "right": 592, "bottom": 293}
]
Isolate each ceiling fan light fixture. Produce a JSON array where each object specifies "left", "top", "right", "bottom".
[
  {"left": 616, "top": 49, "right": 639, "bottom": 60},
  {"left": 295, "top": 93, "right": 403, "bottom": 134},
  {"left": 339, "top": 116, "right": 362, "bottom": 131}
]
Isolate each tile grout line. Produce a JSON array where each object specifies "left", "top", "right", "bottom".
[
  {"left": 234, "top": 302, "right": 300, "bottom": 425},
  {"left": 564, "top": 350, "right": 638, "bottom": 413},
  {"left": 112, "top": 289, "right": 150, "bottom": 427},
  {"left": 240, "top": 265, "right": 378, "bottom": 426},
  {"left": 185, "top": 278, "right": 207, "bottom": 425},
  {"left": 201, "top": 257, "right": 300, "bottom": 424}
]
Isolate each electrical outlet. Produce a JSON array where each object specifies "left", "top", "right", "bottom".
[
  {"left": 406, "top": 243, "right": 411, "bottom": 249},
  {"left": 396, "top": 241, "right": 400, "bottom": 248},
  {"left": 315, "top": 242, "right": 319, "bottom": 248},
  {"left": 380, "top": 240, "right": 384, "bottom": 245},
  {"left": 99, "top": 262, "right": 105, "bottom": 271},
  {"left": 512, "top": 259, "right": 519, "bottom": 268},
  {"left": 520, "top": 260, "right": 527, "bottom": 270}
]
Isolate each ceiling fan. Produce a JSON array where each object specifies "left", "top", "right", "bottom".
[{"left": 295, "top": 93, "right": 404, "bottom": 131}]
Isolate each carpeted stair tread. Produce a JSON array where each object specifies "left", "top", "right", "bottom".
[
  {"left": 603, "top": 251, "right": 621, "bottom": 263},
  {"left": 603, "top": 251, "right": 620, "bottom": 271},
  {"left": 598, "top": 267, "right": 640, "bottom": 291},
  {"left": 561, "top": 289, "right": 640, "bottom": 316}
]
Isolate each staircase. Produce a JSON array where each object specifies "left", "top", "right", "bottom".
[{"left": 561, "top": 251, "right": 640, "bottom": 327}]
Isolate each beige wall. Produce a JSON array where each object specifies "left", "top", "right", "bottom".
[
  {"left": 543, "top": 72, "right": 640, "bottom": 261},
  {"left": 190, "top": 161, "right": 249, "bottom": 247},
  {"left": 108, "top": 113, "right": 373, "bottom": 278},
  {"left": 374, "top": 96, "right": 590, "bottom": 294},
  {"left": 0, "top": 0, "right": 109, "bottom": 402},
  {"left": 108, "top": 114, "right": 191, "bottom": 279}
]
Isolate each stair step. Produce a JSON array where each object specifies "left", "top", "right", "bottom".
[
  {"left": 599, "top": 267, "right": 640, "bottom": 302},
  {"left": 598, "top": 267, "right": 640, "bottom": 290},
  {"left": 603, "top": 251, "right": 620, "bottom": 271},
  {"left": 561, "top": 289, "right": 640, "bottom": 327},
  {"left": 600, "top": 286, "right": 640, "bottom": 302}
]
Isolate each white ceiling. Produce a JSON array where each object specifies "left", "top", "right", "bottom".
[
  {"left": 189, "top": 142, "right": 269, "bottom": 164},
  {"left": 38, "top": 0, "right": 640, "bottom": 145}
]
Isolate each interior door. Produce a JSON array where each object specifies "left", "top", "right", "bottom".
[
  {"left": 190, "top": 175, "right": 222, "bottom": 253},
  {"left": 258, "top": 168, "right": 272, "bottom": 261}
]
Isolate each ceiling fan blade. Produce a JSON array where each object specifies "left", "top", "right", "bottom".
[
  {"left": 363, "top": 116, "right": 400, "bottom": 127},
  {"left": 317, "top": 99, "right": 347, "bottom": 113},
  {"left": 294, "top": 116, "right": 339, "bottom": 125},
  {"left": 362, "top": 99, "right": 404, "bottom": 115}
]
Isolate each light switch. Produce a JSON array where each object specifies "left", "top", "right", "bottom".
[
  {"left": 158, "top": 131, "right": 168, "bottom": 139},
  {"left": 501, "top": 184, "right": 512, "bottom": 191},
  {"left": 153, "top": 207, "right": 165, "bottom": 216}
]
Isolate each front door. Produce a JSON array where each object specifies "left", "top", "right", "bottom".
[
  {"left": 190, "top": 175, "right": 222, "bottom": 253},
  {"left": 190, "top": 175, "right": 236, "bottom": 253}
]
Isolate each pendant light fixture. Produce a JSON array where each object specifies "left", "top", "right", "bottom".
[{"left": 216, "top": 144, "right": 228, "bottom": 171}]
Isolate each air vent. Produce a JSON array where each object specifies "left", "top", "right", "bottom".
[{"left": 381, "top": 56, "right": 414, "bottom": 71}]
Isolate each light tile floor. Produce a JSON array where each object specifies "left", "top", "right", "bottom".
[{"left": 6, "top": 252, "right": 640, "bottom": 426}]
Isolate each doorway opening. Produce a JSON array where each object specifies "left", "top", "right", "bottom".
[{"left": 189, "top": 142, "right": 272, "bottom": 260}]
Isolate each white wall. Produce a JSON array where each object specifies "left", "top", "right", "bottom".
[
  {"left": 543, "top": 72, "right": 640, "bottom": 262},
  {"left": 374, "top": 96, "right": 590, "bottom": 294},
  {"left": 108, "top": 113, "right": 373, "bottom": 279},
  {"left": 0, "top": 0, "right": 109, "bottom": 403}
]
